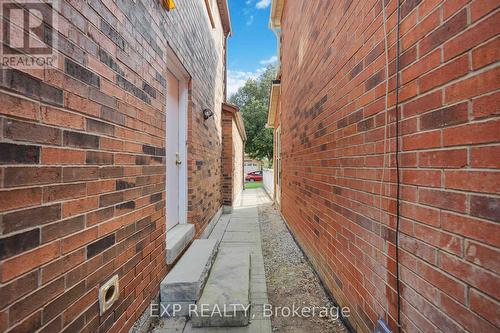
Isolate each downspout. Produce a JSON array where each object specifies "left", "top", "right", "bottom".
[
  {"left": 224, "top": 35, "right": 228, "bottom": 102},
  {"left": 269, "top": 0, "right": 283, "bottom": 74},
  {"left": 270, "top": 27, "right": 281, "bottom": 74}
]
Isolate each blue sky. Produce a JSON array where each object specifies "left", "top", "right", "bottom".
[{"left": 226, "top": 0, "right": 277, "bottom": 96}]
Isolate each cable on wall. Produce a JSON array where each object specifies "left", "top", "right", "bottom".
[
  {"left": 394, "top": 0, "right": 403, "bottom": 331},
  {"left": 379, "top": 0, "right": 402, "bottom": 331}
]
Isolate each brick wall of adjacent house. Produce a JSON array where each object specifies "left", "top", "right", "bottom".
[
  {"left": 232, "top": 120, "right": 244, "bottom": 202},
  {"left": 0, "top": 0, "right": 227, "bottom": 332},
  {"left": 221, "top": 109, "right": 234, "bottom": 207},
  {"left": 221, "top": 104, "right": 245, "bottom": 207},
  {"left": 278, "top": 0, "right": 499, "bottom": 332}
]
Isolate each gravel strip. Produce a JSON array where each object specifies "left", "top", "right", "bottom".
[{"left": 259, "top": 203, "right": 347, "bottom": 333}]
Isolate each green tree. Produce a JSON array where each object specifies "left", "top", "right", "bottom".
[{"left": 229, "top": 65, "right": 277, "bottom": 162}]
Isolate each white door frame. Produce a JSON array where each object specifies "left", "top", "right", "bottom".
[{"left": 166, "top": 47, "right": 189, "bottom": 230}]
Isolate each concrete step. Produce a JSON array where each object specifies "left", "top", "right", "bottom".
[
  {"left": 191, "top": 247, "right": 251, "bottom": 327},
  {"left": 166, "top": 224, "right": 195, "bottom": 264},
  {"left": 161, "top": 239, "right": 219, "bottom": 316},
  {"left": 207, "top": 214, "right": 230, "bottom": 245}
]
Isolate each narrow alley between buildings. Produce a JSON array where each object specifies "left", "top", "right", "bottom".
[
  {"left": 150, "top": 188, "right": 348, "bottom": 333},
  {"left": 0, "top": 1, "right": 498, "bottom": 333}
]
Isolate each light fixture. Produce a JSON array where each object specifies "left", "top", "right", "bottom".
[
  {"left": 203, "top": 108, "right": 214, "bottom": 120},
  {"left": 162, "top": 0, "right": 176, "bottom": 10}
]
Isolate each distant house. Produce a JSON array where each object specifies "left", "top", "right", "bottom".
[
  {"left": 0, "top": 1, "right": 244, "bottom": 332},
  {"left": 268, "top": 0, "right": 499, "bottom": 332},
  {"left": 244, "top": 154, "right": 262, "bottom": 175}
]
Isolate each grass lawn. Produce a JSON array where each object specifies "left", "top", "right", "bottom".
[{"left": 245, "top": 181, "right": 263, "bottom": 189}]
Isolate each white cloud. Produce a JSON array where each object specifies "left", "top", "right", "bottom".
[
  {"left": 255, "top": 0, "right": 271, "bottom": 9},
  {"left": 246, "top": 15, "right": 254, "bottom": 26},
  {"left": 245, "top": 0, "right": 251, "bottom": 4},
  {"left": 259, "top": 55, "right": 277, "bottom": 65},
  {"left": 227, "top": 68, "right": 266, "bottom": 97}
]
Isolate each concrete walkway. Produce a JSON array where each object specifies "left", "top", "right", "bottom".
[
  {"left": 154, "top": 188, "right": 272, "bottom": 333},
  {"left": 233, "top": 187, "right": 272, "bottom": 207}
]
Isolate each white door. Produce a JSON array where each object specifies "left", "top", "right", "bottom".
[{"left": 166, "top": 70, "right": 180, "bottom": 230}]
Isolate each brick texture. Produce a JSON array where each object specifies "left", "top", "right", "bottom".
[
  {"left": 277, "top": 1, "right": 499, "bottom": 332},
  {"left": 0, "top": 0, "right": 231, "bottom": 332},
  {"left": 232, "top": 120, "right": 244, "bottom": 202},
  {"left": 221, "top": 103, "right": 246, "bottom": 207}
]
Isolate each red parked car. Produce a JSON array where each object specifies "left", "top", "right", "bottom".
[{"left": 245, "top": 171, "right": 263, "bottom": 182}]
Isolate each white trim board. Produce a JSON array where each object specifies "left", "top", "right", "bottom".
[{"left": 165, "top": 45, "right": 190, "bottom": 230}]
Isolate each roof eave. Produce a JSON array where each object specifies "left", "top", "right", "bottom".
[
  {"left": 223, "top": 102, "right": 247, "bottom": 141},
  {"left": 269, "top": 0, "right": 285, "bottom": 30},
  {"left": 216, "top": 0, "right": 232, "bottom": 36},
  {"left": 267, "top": 81, "right": 281, "bottom": 128}
]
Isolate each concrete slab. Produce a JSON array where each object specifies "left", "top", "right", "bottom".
[
  {"left": 184, "top": 317, "right": 271, "bottom": 333},
  {"left": 191, "top": 247, "right": 251, "bottom": 327},
  {"left": 153, "top": 317, "right": 187, "bottom": 333},
  {"left": 221, "top": 231, "right": 258, "bottom": 243},
  {"left": 160, "top": 301, "right": 195, "bottom": 317},
  {"left": 225, "top": 222, "right": 259, "bottom": 232},
  {"left": 161, "top": 239, "right": 218, "bottom": 302},
  {"left": 200, "top": 207, "right": 223, "bottom": 239},
  {"left": 167, "top": 224, "right": 195, "bottom": 264},
  {"left": 228, "top": 217, "right": 257, "bottom": 222},
  {"left": 208, "top": 214, "right": 231, "bottom": 245},
  {"left": 230, "top": 207, "right": 258, "bottom": 218}
]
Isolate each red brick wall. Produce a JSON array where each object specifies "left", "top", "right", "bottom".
[
  {"left": 0, "top": 0, "right": 227, "bottom": 332},
  {"left": 278, "top": 0, "right": 499, "bottom": 332},
  {"left": 232, "top": 120, "right": 244, "bottom": 202},
  {"left": 221, "top": 104, "right": 245, "bottom": 207},
  {"left": 222, "top": 108, "right": 234, "bottom": 206}
]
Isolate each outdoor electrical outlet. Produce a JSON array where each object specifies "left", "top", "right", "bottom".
[{"left": 99, "top": 275, "right": 120, "bottom": 315}]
